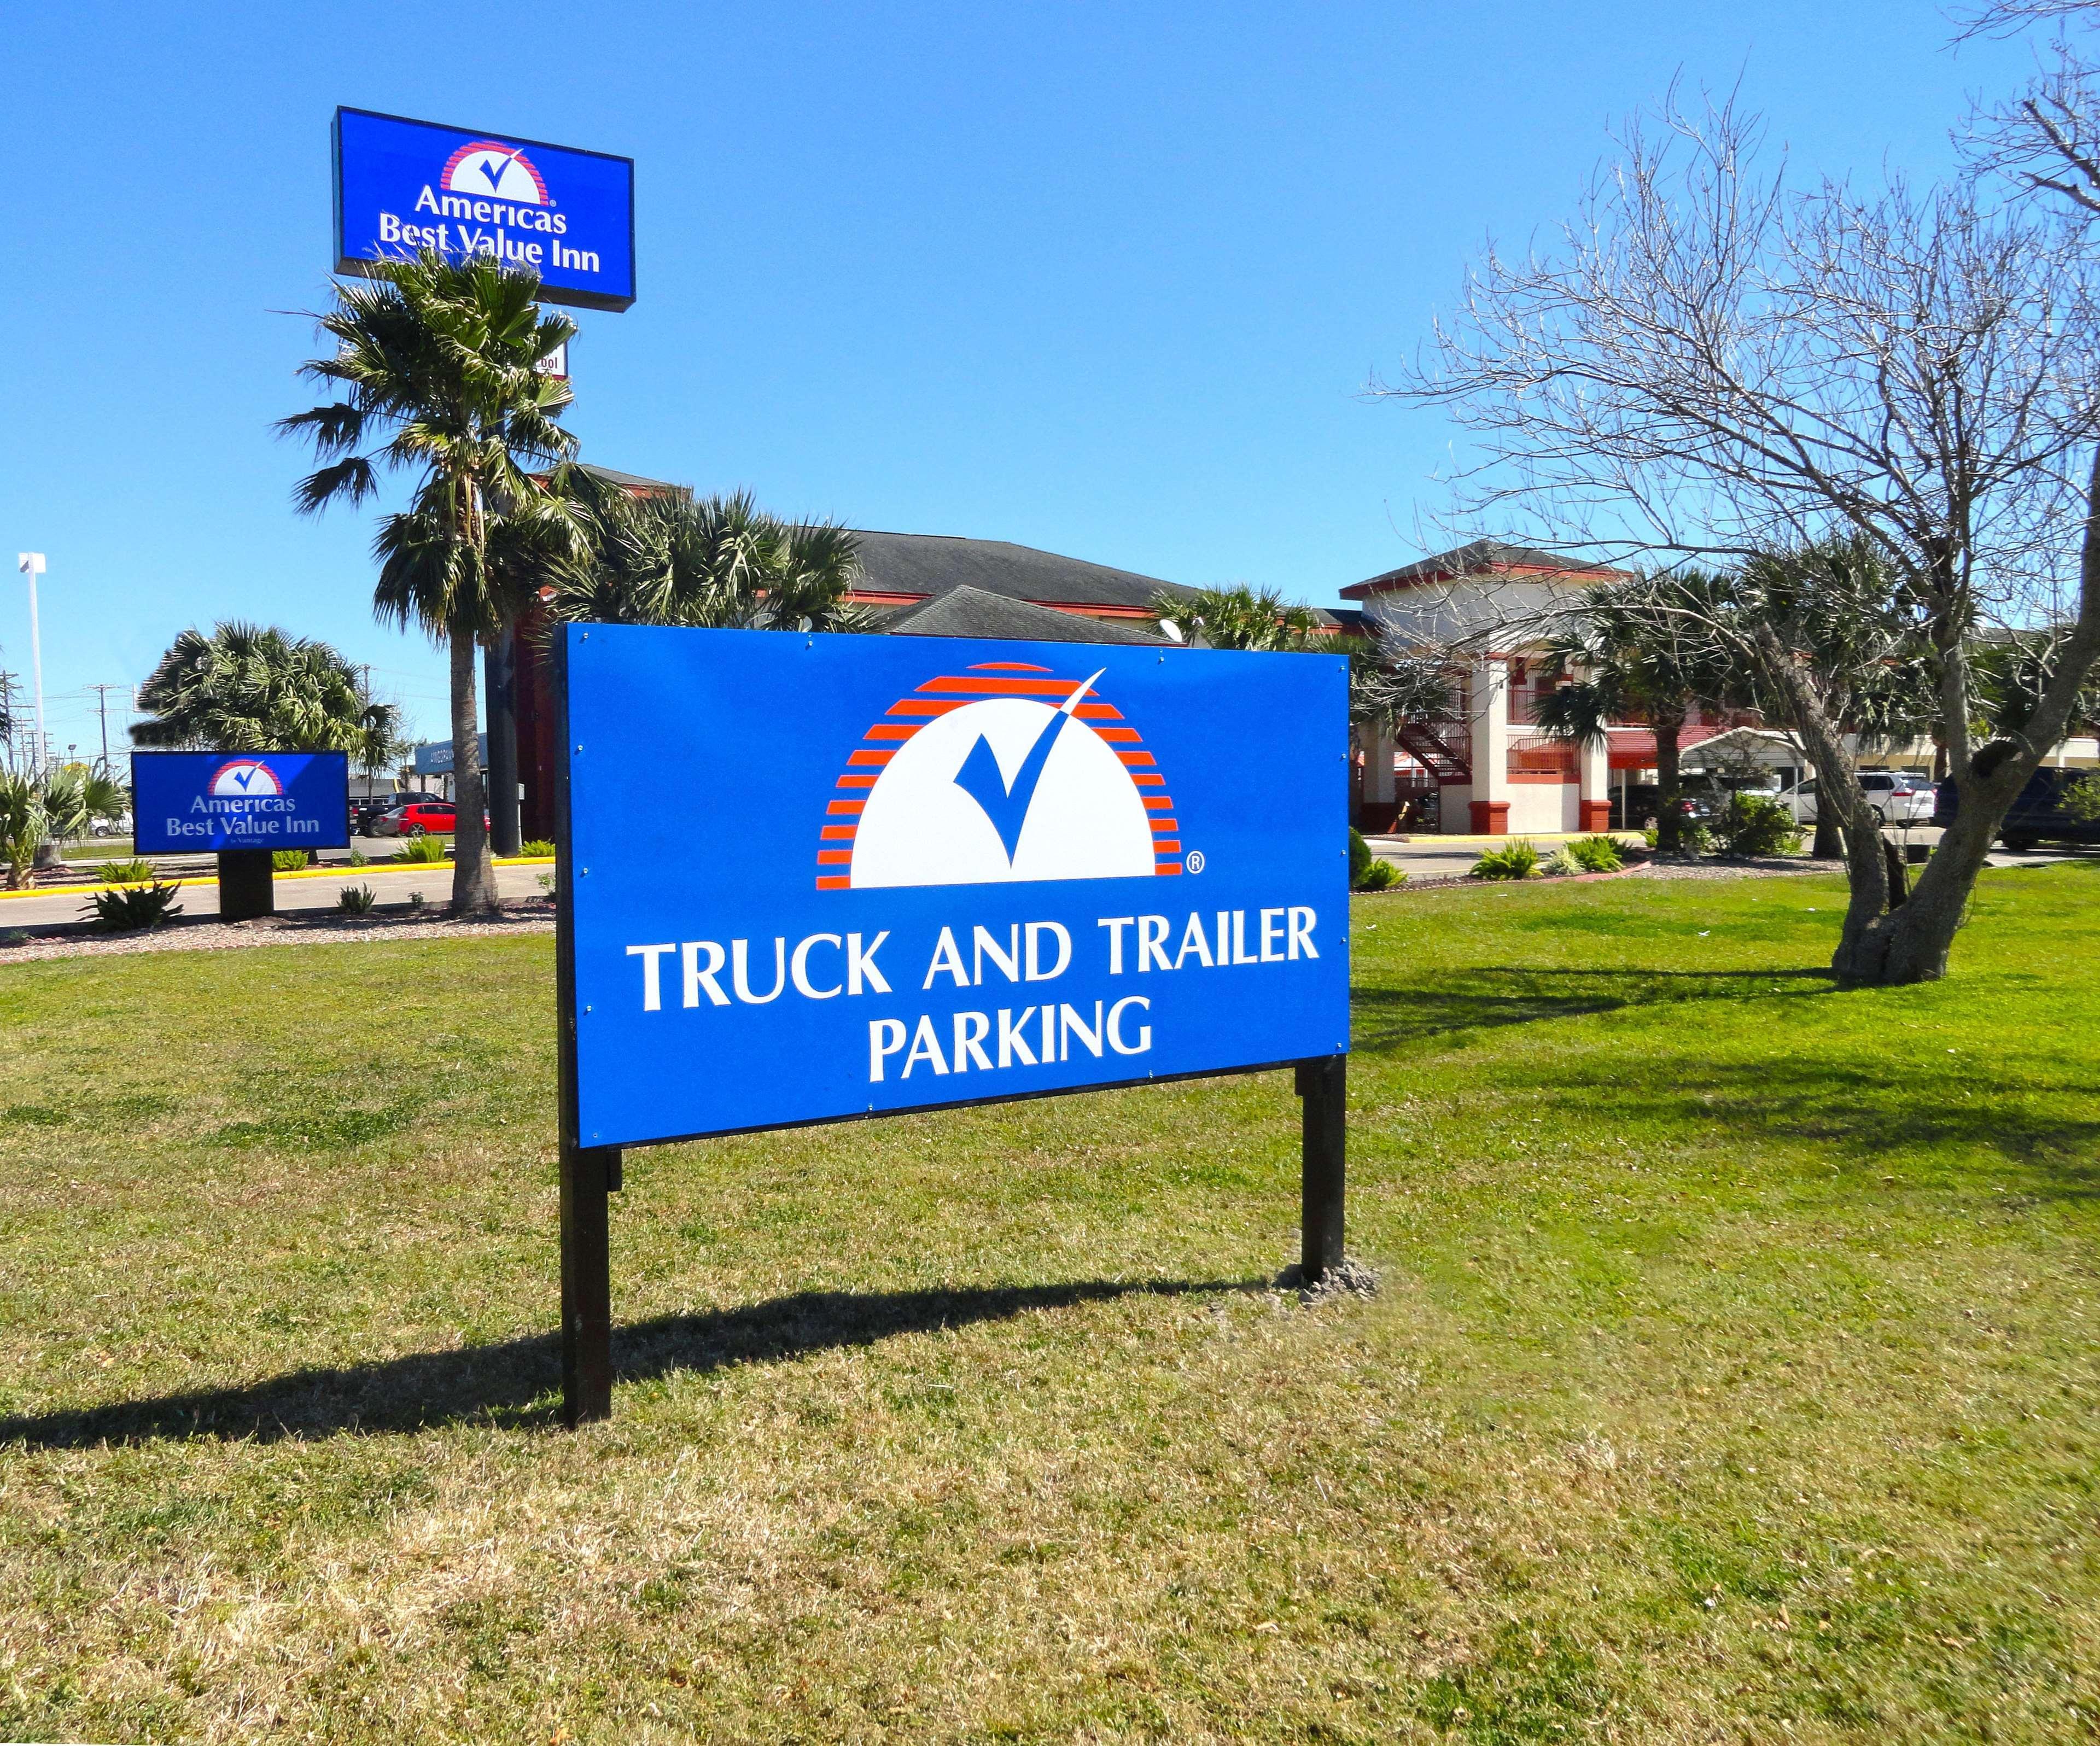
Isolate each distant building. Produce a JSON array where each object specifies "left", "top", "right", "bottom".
[
  {"left": 511, "top": 469, "right": 1200, "bottom": 838},
  {"left": 1343, "top": 539, "right": 1749, "bottom": 836}
]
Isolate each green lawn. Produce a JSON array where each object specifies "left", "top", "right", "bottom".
[{"left": 1, "top": 867, "right": 2095, "bottom": 1743}]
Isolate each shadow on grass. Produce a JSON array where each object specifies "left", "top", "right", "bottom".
[
  {"left": 1538, "top": 1056, "right": 2100, "bottom": 1182},
  {"left": 0, "top": 1277, "right": 1262, "bottom": 1449},
  {"left": 1355, "top": 966, "right": 1836, "bottom": 1053}
]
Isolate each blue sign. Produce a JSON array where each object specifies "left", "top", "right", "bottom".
[
  {"left": 334, "top": 108, "right": 635, "bottom": 312},
  {"left": 132, "top": 752, "right": 351, "bottom": 854},
  {"left": 563, "top": 626, "right": 1349, "bottom": 1147},
  {"left": 413, "top": 734, "right": 488, "bottom": 776}
]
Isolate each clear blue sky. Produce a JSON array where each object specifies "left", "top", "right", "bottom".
[{"left": 0, "top": 2, "right": 2034, "bottom": 750}]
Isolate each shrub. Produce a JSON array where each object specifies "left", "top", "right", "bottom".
[
  {"left": 96, "top": 857, "right": 157, "bottom": 886},
  {"left": 1544, "top": 847, "right": 1584, "bottom": 877},
  {"left": 519, "top": 839, "right": 557, "bottom": 857},
  {"left": 1645, "top": 820, "right": 1714, "bottom": 853},
  {"left": 407, "top": 890, "right": 427, "bottom": 910},
  {"left": 337, "top": 883, "right": 377, "bottom": 915},
  {"left": 272, "top": 848, "right": 313, "bottom": 872},
  {"left": 1713, "top": 793, "right": 1804, "bottom": 857},
  {"left": 1471, "top": 839, "right": 1542, "bottom": 880},
  {"left": 395, "top": 833, "right": 447, "bottom": 863},
  {"left": 347, "top": 845, "right": 370, "bottom": 866},
  {"left": 1565, "top": 834, "right": 1624, "bottom": 873},
  {"left": 83, "top": 881, "right": 184, "bottom": 932},
  {"left": 1350, "top": 829, "right": 1403, "bottom": 891}
]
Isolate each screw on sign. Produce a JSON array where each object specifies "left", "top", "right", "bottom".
[{"left": 551, "top": 628, "right": 1353, "bottom": 1424}]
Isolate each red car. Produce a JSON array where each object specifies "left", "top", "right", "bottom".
[{"left": 374, "top": 801, "right": 457, "bottom": 838}]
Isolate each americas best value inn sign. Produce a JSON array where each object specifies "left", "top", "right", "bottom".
[
  {"left": 131, "top": 752, "right": 351, "bottom": 854},
  {"left": 562, "top": 627, "right": 1349, "bottom": 1148},
  {"left": 334, "top": 108, "right": 635, "bottom": 311}
]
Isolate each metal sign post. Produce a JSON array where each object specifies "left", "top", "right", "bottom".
[{"left": 550, "top": 624, "right": 1351, "bottom": 1427}]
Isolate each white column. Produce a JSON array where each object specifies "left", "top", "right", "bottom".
[
  {"left": 1362, "top": 720, "right": 1395, "bottom": 806},
  {"left": 1468, "top": 657, "right": 1510, "bottom": 833},
  {"left": 1579, "top": 732, "right": 1609, "bottom": 830}
]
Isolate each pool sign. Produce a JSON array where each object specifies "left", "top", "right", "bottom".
[
  {"left": 558, "top": 626, "right": 1349, "bottom": 1148},
  {"left": 132, "top": 751, "right": 351, "bottom": 853},
  {"left": 333, "top": 108, "right": 636, "bottom": 311}
]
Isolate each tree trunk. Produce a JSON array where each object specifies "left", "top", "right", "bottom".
[
  {"left": 1810, "top": 802, "right": 1843, "bottom": 861},
  {"left": 1835, "top": 451, "right": 2100, "bottom": 985},
  {"left": 1747, "top": 627, "right": 1891, "bottom": 983},
  {"left": 1653, "top": 715, "right": 1685, "bottom": 852},
  {"left": 449, "top": 628, "right": 499, "bottom": 917},
  {"left": 485, "top": 627, "right": 522, "bottom": 858}
]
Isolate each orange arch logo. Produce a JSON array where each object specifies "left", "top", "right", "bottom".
[{"left": 817, "top": 663, "right": 1183, "bottom": 889}]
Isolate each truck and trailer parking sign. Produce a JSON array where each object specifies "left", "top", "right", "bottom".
[{"left": 558, "top": 627, "right": 1350, "bottom": 1146}]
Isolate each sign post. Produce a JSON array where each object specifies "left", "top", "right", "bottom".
[
  {"left": 552, "top": 625, "right": 1351, "bottom": 1426},
  {"left": 132, "top": 752, "right": 351, "bottom": 920}
]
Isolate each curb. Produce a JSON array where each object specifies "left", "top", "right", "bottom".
[
  {"left": 2, "top": 855, "right": 556, "bottom": 903},
  {"left": 1362, "top": 831, "right": 1645, "bottom": 848}
]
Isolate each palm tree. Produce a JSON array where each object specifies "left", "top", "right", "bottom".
[
  {"left": 0, "top": 766, "right": 115, "bottom": 887},
  {"left": 1531, "top": 571, "right": 1737, "bottom": 852},
  {"left": 541, "top": 481, "right": 869, "bottom": 632},
  {"left": 1151, "top": 584, "right": 1326, "bottom": 651},
  {"left": 279, "top": 250, "right": 583, "bottom": 915},
  {"left": 132, "top": 622, "right": 404, "bottom": 774}
]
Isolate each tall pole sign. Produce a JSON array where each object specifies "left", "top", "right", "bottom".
[
  {"left": 553, "top": 626, "right": 1352, "bottom": 1424},
  {"left": 332, "top": 108, "right": 635, "bottom": 311},
  {"left": 331, "top": 104, "right": 635, "bottom": 851}
]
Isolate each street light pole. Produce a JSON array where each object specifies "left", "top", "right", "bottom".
[{"left": 16, "top": 554, "right": 47, "bottom": 775}]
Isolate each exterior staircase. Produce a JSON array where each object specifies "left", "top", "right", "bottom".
[{"left": 1395, "top": 721, "right": 1472, "bottom": 785}]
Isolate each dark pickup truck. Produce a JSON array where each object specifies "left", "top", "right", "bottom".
[{"left": 1933, "top": 766, "right": 2100, "bottom": 850}]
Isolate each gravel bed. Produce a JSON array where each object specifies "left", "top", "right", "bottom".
[
  {"left": 1631, "top": 854, "right": 1847, "bottom": 881},
  {"left": 0, "top": 898, "right": 555, "bottom": 965}
]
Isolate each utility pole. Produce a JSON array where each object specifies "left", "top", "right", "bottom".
[
  {"left": 87, "top": 682, "right": 125, "bottom": 774},
  {"left": 0, "top": 669, "right": 15, "bottom": 773},
  {"left": 15, "top": 554, "right": 46, "bottom": 776}
]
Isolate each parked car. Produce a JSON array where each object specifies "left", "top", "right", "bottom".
[
  {"left": 1678, "top": 773, "right": 1782, "bottom": 821},
  {"left": 357, "top": 790, "right": 444, "bottom": 836},
  {"left": 1934, "top": 766, "right": 2100, "bottom": 850},
  {"left": 90, "top": 811, "right": 135, "bottom": 838},
  {"left": 1610, "top": 784, "right": 1701, "bottom": 829},
  {"left": 372, "top": 800, "right": 457, "bottom": 838},
  {"left": 1779, "top": 771, "right": 1935, "bottom": 826}
]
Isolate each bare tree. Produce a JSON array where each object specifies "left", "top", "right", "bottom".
[{"left": 1380, "top": 89, "right": 2100, "bottom": 984}]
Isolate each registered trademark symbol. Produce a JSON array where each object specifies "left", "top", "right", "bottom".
[{"left": 1185, "top": 850, "right": 1206, "bottom": 874}]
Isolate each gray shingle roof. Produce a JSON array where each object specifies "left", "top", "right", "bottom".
[
  {"left": 850, "top": 530, "right": 1195, "bottom": 611},
  {"left": 884, "top": 586, "right": 1169, "bottom": 645},
  {"left": 1343, "top": 539, "right": 1624, "bottom": 598}
]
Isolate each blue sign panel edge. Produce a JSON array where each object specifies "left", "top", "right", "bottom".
[
  {"left": 331, "top": 106, "right": 637, "bottom": 313},
  {"left": 559, "top": 624, "right": 1350, "bottom": 1152}
]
